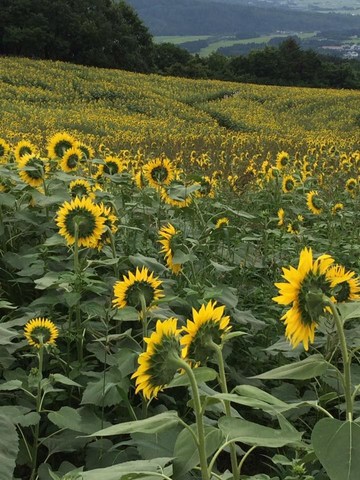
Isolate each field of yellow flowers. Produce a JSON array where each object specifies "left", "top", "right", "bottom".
[{"left": 1, "top": 56, "right": 360, "bottom": 480}]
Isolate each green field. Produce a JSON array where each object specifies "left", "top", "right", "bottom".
[{"left": 154, "top": 35, "right": 211, "bottom": 44}]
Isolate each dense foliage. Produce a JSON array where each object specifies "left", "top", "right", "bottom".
[{"left": 0, "top": 0, "right": 155, "bottom": 72}]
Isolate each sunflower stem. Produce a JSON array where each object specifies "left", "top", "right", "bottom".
[
  {"left": 109, "top": 230, "right": 119, "bottom": 278},
  {"left": 74, "top": 223, "right": 83, "bottom": 364},
  {"left": 30, "top": 345, "right": 44, "bottom": 480},
  {"left": 209, "top": 340, "right": 239, "bottom": 480},
  {"left": 324, "top": 298, "right": 353, "bottom": 421},
  {"left": 174, "top": 357, "right": 210, "bottom": 480}
]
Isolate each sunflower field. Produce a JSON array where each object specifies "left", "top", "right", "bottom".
[{"left": 1, "top": 56, "right": 360, "bottom": 480}]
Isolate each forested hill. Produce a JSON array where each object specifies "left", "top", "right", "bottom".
[{"left": 126, "top": 0, "right": 360, "bottom": 35}]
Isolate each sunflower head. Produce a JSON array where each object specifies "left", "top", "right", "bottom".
[
  {"left": 18, "top": 154, "right": 48, "bottom": 188},
  {"left": 132, "top": 318, "right": 182, "bottom": 399},
  {"left": 345, "top": 178, "right": 357, "bottom": 197},
  {"left": 306, "top": 190, "right": 322, "bottom": 215},
  {"left": 143, "top": 157, "right": 175, "bottom": 189},
  {"left": 282, "top": 175, "right": 297, "bottom": 194},
  {"left": 181, "top": 301, "right": 231, "bottom": 365},
  {"left": 69, "top": 179, "right": 95, "bottom": 199},
  {"left": 47, "top": 132, "right": 76, "bottom": 159},
  {"left": 60, "top": 147, "right": 83, "bottom": 172},
  {"left": 0, "top": 138, "right": 11, "bottom": 162},
  {"left": 113, "top": 267, "right": 164, "bottom": 312},
  {"left": 14, "top": 141, "right": 38, "bottom": 163},
  {"left": 96, "top": 203, "right": 118, "bottom": 250},
  {"left": 326, "top": 264, "right": 360, "bottom": 303},
  {"left": 195, "top": 176, "right": 217, "bottom": 198},
  {"left": 277, "top": 208, "right": 285, "bottom": 227},
  {"left": 215, "top": 217, "right": 229, "bottom": 229},
  {"left": 160, "top": 183, "right": 193, "bottom": 208},
  {"left": 158, "top": 223, "right": 182, "bottom": 275},
  {"left": 276, "top": 151, "right": 290, "bottom": 170},
  {"left": 24, "top": 318, "right": 59, "bottom": 349},
  {"left": 273, "top": 247, "right": 335, "bottom": 350},
  {"left": 331, "top": 203, "right": 344, "bottom": 215},
  {"left": 56, "top": 197, "right": 105, "bottom": 248},
  {"left": 78, "top": 143, "right": 95, "bottom": 160}
]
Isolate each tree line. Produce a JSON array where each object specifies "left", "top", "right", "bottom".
[{"left": 1, "top": 0, "right": 359, "bottom": 89}]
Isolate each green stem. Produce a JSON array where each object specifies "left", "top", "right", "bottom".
[
  {"left": 30, "top": 346, "right": 44, "bottom": 480},
  {"left": 109, "top": 230, "right": 119, "bottom": 278},
  {"left": 209, "top": 340, "right": 239, "bottom": 480},
  {"left": 324, "top": 298, "right": 353, "bottom": 421},
  {"left": 238, "top": 445, "right": 257, "bottom": 476},
  {"left": 74, "top": 223, "right": 83, "bottom": 364},
  {"left": 174, "top": 357, "right": 210, "bottom": 480}
]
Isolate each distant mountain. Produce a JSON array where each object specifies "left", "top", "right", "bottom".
[{"left": 126, "top": 0, "right": 360, "bottom": 36}]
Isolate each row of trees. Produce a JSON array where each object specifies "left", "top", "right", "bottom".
[{"left": 1, "top": 0, "right": 359, "bottom": 88}]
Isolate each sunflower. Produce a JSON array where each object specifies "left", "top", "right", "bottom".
[
  {"left": 47, "top": 132, "right": 76, "bottom": 159},
  {"left": 158, "top": 223, "right": 182, "bottom": 275},
  {"left": 0, "top": 138, "right": 10, "bottom": 163},
  {"left": 132, "top": 318, "right": 182, "bottom": 399},
  {"left": 276, "top": 151, "right": 290, "bottom": 170},
  {"left": 60, "top": 147, "right": 83, "bottom": 173},
  {"left": 215, "top": 217, "right": 229, "bottom": 229},
  {"left": 69, "top": 179, "right": 95, "bottom": 199},
  {"left": 113, "top": 267, "right": 164, "bottom": 312},
  {"left": 133, "top": 169, "right": 146, "bottom": 189},
  {"left": 306, "top": 190, "right": 322, "bottom": 215},
  {"left": 95, "top": 156, "right": 126, "bottom": 178},
  {"left": 56, "top": 197, "right": 105, "bottom": 248},
  {"left": 18, "top": 154, "right": 48, "bottom": 188},
  {"left": 326, "top": 265, "right": 360, "bottom": 303},
  {"left": 160, "top": 184, "right": 193, "bottom": 208},
  {"left": 277, "top": 208, "right": 285, "bottom": 227},
  {"left": 143, "top": 157, "right": 175, "bottom": 189},
  {"left": 345, "top": 178, "right": 357, "bottom": 197},
  {"left": 78, "top": 143, "right": 95, "bottom": 160},
  {"left": 14, "top": 140, "right": 38, "bottom": 163},
  {"left": 96, "top": 203, "right": 118, "bottom": 250},
  {"left": 282, "top": 175, "right": 297, "bottom": 194},
  {"left": 273, "top": 247, "right": 335, "bottom": 350},
  {"left": 181, "top": 301, "right": 231, "bottom": 365},
  {"left": 24, "top": 318, "right": 59, "bottom": 349},
  {"left": 198, "top": 176, "right": 218, "bottom": 198},
  {"left": 331, "top": 203, "right": 344, "bottom": 215}
]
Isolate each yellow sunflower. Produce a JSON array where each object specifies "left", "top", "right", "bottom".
[
  {"left": 273, "top": 247, "right": 335, "bottom": 350},
  {"left": 326, "top": 265, "right": 360, "bottom": 302},
  {"left": 47, "top": 132, "right": 76, "bottom": 159},
  {"left": 132, "top": 318, "right": 182, "bottom": 399},
  {"left": 14, "top": 140, "right": 38, "bottom": 163},
  {"left": 18, "top": 154, "right": 49, "bottom": 188},
  {"left": 133, "top": 169, "right": 146, "bottom": 189},
  {"left": 181, "top": 301, "right": 231, "bottom": 365},
  {"left": 56, "top": 197, "right": 105, "bottom": 248},
  {"left": 277, "top": 208, "right": 285, "bottom": 227},
  {"left": 24, "top": 318, "right": 59, "bottom": 349},
  {"left": 195, "top": 176, "right": 217, "bottom": 198},
  {"left": 60, "top": 147, "right": 83, "bottom": 173},
  {"left": 95, "top": 156, "right": 126, "bottom": 178},
  {"left": 158, "top": 223, "right": 182, "bottom": 275},
  {"left": 96, "top": 203, "right": 118, "bottom": 250},
  {"left": 69, "top": 179, "right": 95, "bottom": 199},
  {"left": 276, "top": 151, "right": 290, "bottom": 171},
  {"left": 78, "top": 143, "right": 95, "bottom": 160},
  {"left": 143, "top": 157, "right": 175, "bottom": 189},
  {"left": 282, "top": 175, "right": 297, "bottom": 194},
  {"left": 345, "top": 178, "right": 357, "bottom": 197},
  {"left": 331, "top": 203, "right": 344, "bottom": 215},
  {"left": 113, "top": 267, "right": 164, "bottom": 312},
  {"left": 0, "top": 138, "right": 10, "bottom": 163},
  {"left": 215, "top": 217, "right": 229, "bottom": 229},
  {"left": 306, "top": 190, "right": 322, "bottom": 215}
]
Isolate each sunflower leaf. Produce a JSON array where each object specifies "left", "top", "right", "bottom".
[{"left": 251, "top": 354, "right": 332, "bottom": 380}]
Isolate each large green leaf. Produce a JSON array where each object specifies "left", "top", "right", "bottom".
[
  {"left": 75, "top": 458, "right": 173, "bottom": 480},
  {"left": 173, "top": 425, "right": 223, "bottom": 478},
  {"left": 252, "top": 354, "right": 332, "bottom": 380},
  {"left": 218, "top": 416, "right": 302, "bottom": 448},
  {"left": 338, "top": 302, "right": 360, "bottom": 323},
  {"left": 312, "top": 418, "right": 360, "bottom": 480},
  {"left": 90, "top": 411, "right": 179, "bottom": 437},
  {"left": 0, "top": 414, "right": 19, "bottom": 479}
]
